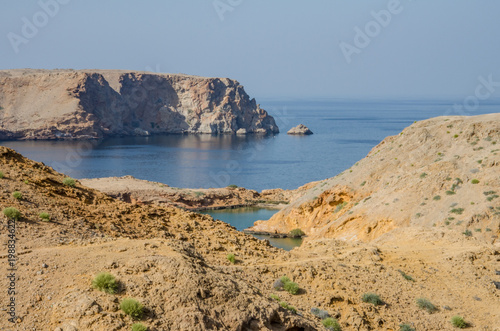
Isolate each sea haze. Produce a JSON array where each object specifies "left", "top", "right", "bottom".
[{"left": 1, "top": 99, "right": 498, "bottom": 191}]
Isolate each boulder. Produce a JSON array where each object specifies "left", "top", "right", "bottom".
[{"left": 287, "top": 124, "right": 313, "bottom": 135}]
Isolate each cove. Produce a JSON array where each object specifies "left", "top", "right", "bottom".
[{"left": 199, "top": 207, "right": 302, "bottom": 251}]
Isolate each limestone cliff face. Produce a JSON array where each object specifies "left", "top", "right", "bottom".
[
  {"left": 250, "top": 113, "right": 500, "bottom": 242},
  {"left": 0, "top": 69, "right": 279, "bottom": 140}
]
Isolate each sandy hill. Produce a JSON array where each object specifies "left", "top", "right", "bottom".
[
  {"left": 0, "top": 69, "right": 278, "bottom": 140},
  {"left": 0, "top": 113, "right": 499, "bottom": 330},
  {"left": 250, "top": 113, "right": 500, "bottom": 244}
]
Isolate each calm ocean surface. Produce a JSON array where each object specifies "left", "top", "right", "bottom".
[{"left": 2, "top": 99, "right": 498, "bottom": 191}]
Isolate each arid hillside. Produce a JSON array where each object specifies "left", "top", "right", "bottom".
[
  {"left": 1, "top": 111, "right": 500, "bottom": 330},
  {"left": 0, "top": 69, "right": 279, "bottom": 140},
  {"left": 250, "top": 113, "right": 500, "bottom": 243}
]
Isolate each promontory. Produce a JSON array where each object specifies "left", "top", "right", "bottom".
[{"left": 0, "top": 69, "right": 279, "bottom": 140}]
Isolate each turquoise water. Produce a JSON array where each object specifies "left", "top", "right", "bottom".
[
  {"left": 200, "top": 207, "right": 302, "bottom": 251},
  {"left": 2, "top": 99, "right": 498, "bottom": 191}
]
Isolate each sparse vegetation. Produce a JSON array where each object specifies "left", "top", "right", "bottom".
[
  {"left": 485, "top": 228, "right": 492, "bottom": 232},
  {"left": 362, "top": 293, "right": 382, "bottom": 306},
  {"left": 416, "top": 298, "right": 438, "bottom": 313},
  {"left": 450, "top": 208, "right": 464, "bottom": 215},
  {"left": 270, "top": 294, "right": 280, "bottom": 301},
  {"left": 398, "top": 270, "right": 414, "bottom": 281},
  {"left": 420, "top": 172, "right": 427, "bottom": 179},
  {"left": 0, "top": 171, "right": 4, "bottom": 179},
  {"left": 445, "top": 190, "right": 456, "bottom": 195},
  {"left": 63, "top": 177, "right": 76, "bottom": 187},
  {"left": 280, "top": 276, "right": 291, "bottom": 284},
  {"left": 283, "top": 281, "right": 300, "bottom": 295},
  {"left": 120, "top": 298, "right": 144, "bottom": 319},
  {"left": 486, "top": 194, "right": 498, "bottom": 201},
  {"left": 433, "top": 195, "right": 441, "bottom": 201},
  {"left": 92, "top": 272, "right": 119, "bottom": 294},
  {"left": 399, "top": 324, "right": 415, "bottom": 331},
  {"left": 463, "top": 230, "right": 472, "bottom": 237},
  {"left": 334, "top": 201, "right": 348, "bottom": 213},
  {"left": 194, "top": 191, "right": 205, "bottom": 197},
  {"left": 310, "top": 307, "right": 330, "bottom": 319},
  {"left": 289, "top": 228, "right": 305, "bottom": 238},
  {"left": 273, "top": 279, "right": 284, "bottom": 290},
  {"left": 12, "top": 191, "right": 23, "bottom": 199},
  {"left": 3, "top": 207, "right": 21, "bottom": 220},
  {"left": 131, "top": 323, "right": 148, "bottom": 331},
  {"left": 322, "top": 317, "right": 341, "bottom": 331},
  {"left": 451, "top": 316, "right": 467, "bottom": 328},
  {"left": 227, "top": 184, "right": 238, "bottom": 189},
  {"left": 39, "top": 212, "right": 50, "bottom": 221},
  {"left": 226, "top": 253, "right": 236, "bottom": 264},
  {"left": 279, "top": 301, "right": 297, "bottom": 313}
]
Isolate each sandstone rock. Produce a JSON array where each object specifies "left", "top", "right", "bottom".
[
  {"left": 287, "top": 124, "right": 313, "bottom": 135},
  {"left": 0, "top": 69, "right": 279, "bottom": 140}
]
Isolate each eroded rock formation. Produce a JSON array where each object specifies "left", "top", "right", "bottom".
[{"left": 0, "top": 69, "right": 279, "bottom": 140}]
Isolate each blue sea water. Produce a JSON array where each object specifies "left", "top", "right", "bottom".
[{"left": 1, "top": 99, "right": 498, "bottom": 191}]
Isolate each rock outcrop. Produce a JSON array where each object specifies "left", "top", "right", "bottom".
[
  {"left": 250, "top": 113, "right": 500, "bottom": 242},
  {"left": 287, "top": 124, "right": 313, "bottom": 135},
  {"left": 0, "top": 69, "right": 279, "bottom": 140}
]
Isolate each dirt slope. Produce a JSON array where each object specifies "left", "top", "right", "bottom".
[
  {"left": 1, "top": 135, "right": 500, "bottom": 330},
  {"left": 250, "top": 113, "right": 500, "bottom": 243}
]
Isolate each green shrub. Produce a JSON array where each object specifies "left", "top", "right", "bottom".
[
  {"left": 131, "top": 323, "right": 148, "bottom": 331},
  {"left": 322, "top": 317, "right": 341, "bottom": 331},
  {"left": 12, "top": 191, "right": 23, "bottom": 199},
  {"left": 433, "top": 195, "right": 441, "bottom": 201},
  {"left": 279, "top": 301, "right": 297, "bottom": 314},
  {"left": 39, "top": 212, "right": 50, "bottom": 221},
  {"left": 24, "top": 179, "right": 29, "bottom": 184},
  {"left": 450, "top": 208, "right": 464, "bottom": 215},
  {"left": 362, "top": 293, "right": 382, "bottom": 305},
  {"left": 120, "top": 298, "right": 144, "bottom": 319},
  {"left": 280, "top": 276, "right": 291, "bottom": 284},
  {"left": 483, "top": 190, "right": 496, "bottom": 196},
  {"left": 283, "top": 281, "right": 300, "bottom": 295},
  {"left": 451, "top": 316, "right": 467, "bottom": 328},
  {"left": 360, "top": 181, "right": 366, "bottom": 186},
  {"left": 289, "top": 228, "right": 305, "bottom": 238},
  {"left": 92, "top": 272, "right": 119, "bottom": 294},
  {"left": 420, "top": 172, "right": 427, "bottom": 179},
  {"left": 3, "top": 207, "right": 21, "bottom": 220},
  {"left": 0, "top": 171, "right": 4, "bottom": 179},
  {"left": 445, "top": 190, "right": 456, "bottom": 195},
  {"left": 63, "top": 177, "right": 76, "bottom": 187},
  {"left": 270, "top": 294, "right": 280, "bottom": 301},
  {"left": 471, "top": 179, "right": 479, "bottom": 184},
  {"left": 463, "top": 230, "right": 472, "bottom": 237},
  {"left": 227, "top": 184, "right": 238, "bottom": 189},
  {"left": 399, "top": 324, "right": 415, "bottom": 331},
  {"left": 227, "top": 253, "right": 236, "bottom": 264},
  {"left": 398, "top": 270, "right": 414, "bottom": 281},
  {"left": 486, "top": 195, "right": 499, "bottom": 201},
  {"left": 416, "top": 298, "right": 437, "bottom": 313}
]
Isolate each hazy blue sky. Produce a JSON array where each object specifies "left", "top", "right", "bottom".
[{"left": 1, "top": 0, "right": 500, "bottom": 99}]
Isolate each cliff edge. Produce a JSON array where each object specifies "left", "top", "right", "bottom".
[{"left": 0, "top": 69, "right": 279, "bottom": 140}]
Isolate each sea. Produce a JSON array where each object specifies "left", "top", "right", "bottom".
[
  {"left": 3, "top": 99, "right": 498, "bottom": 192},
  {"left": 2, "top": 98, "right": 498, "bottom": 249}
]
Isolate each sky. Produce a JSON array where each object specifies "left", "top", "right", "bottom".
[{"left": 1, "top": 0, "right": 500, "bottom": 100}]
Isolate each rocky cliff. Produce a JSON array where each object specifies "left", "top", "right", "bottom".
[
  {"left": 0, "top": 69, "right": 279, "bottom": 140},
  {"left": 250, "top": 113, "right": 500, "bottom": 242}
]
